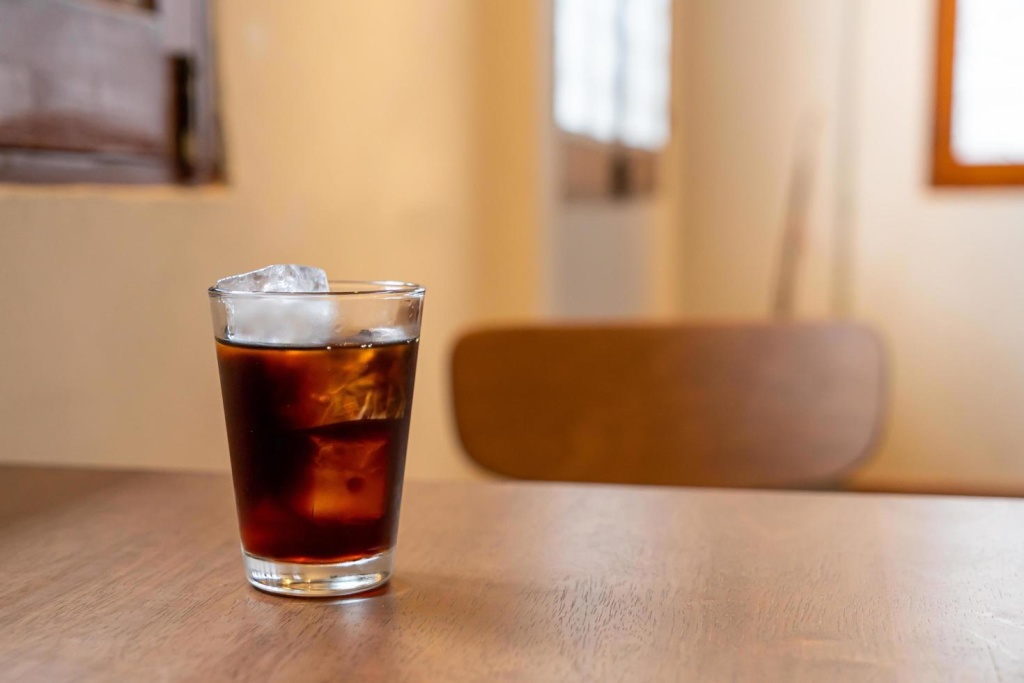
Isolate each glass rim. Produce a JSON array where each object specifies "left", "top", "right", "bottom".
[{"left": 208, "top": 279, "right": 425, "bottom": 299}]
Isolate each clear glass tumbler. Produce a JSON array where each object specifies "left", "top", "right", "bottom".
[{"left": 208, "top": 281, "right": 424, "bottom": 597}]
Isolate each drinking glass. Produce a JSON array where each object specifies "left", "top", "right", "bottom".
[{"left": 208, "top": 281, "right": 424, "bottom": 596}]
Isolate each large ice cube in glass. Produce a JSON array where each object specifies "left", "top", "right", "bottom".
[
  {"left": 216, "top": 264, "right": 329, "bottom": 293},
  {"left": 216, "top": 265, "right": 335, "bottom": 345},
  {"left": 270, "top": 344, "right": 413, "bottom": 430},
  {"left": 290, "top": 430, "right": 389, "bottom": 522}
]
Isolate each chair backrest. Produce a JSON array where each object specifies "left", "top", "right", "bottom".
[{"left": 451, "top": 322, "right": 886, "bottom": 489}]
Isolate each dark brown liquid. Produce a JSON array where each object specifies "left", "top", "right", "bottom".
[{"left": 215, "top": 338, "right": 418, "bottom": 563}]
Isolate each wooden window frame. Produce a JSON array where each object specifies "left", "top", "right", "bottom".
[
  {"left": 561, "top": 134, "right": 658, "bottom": 200},
  {"left": 552, "top": 0, "right": 671, "bottom": 201},
  {"left": 0, "top": 0, "right": 223, "bottom": 186},
  {"left": 933, "top": 0, "right": 1024, "bottom": 186}
]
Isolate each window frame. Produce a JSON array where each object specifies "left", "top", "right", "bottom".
[
  {"left": 932, "top": 0, "right": 1024, "bottom": 186},
  {"left": 0, "top": 0, "right": 223, "bottom": 186},
  {"left": 552, "top": 0, "right": 671, "bottom": 200}
]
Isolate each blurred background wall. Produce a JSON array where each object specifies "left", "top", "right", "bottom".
[
  {"left": 3, "top": 0, "right": 1024, "bottom": 492},
  {"left": 674, "top": 0, "right": 1024, "bottom": 490},
  {"left": 849, "top": 0, "right": 1024, "bottom": 490},
  {"left": 0, "top": 0, "right": 487, "bottom": 479}
]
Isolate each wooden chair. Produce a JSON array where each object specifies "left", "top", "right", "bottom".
[{"left": 451, "top": 322, "right": 886, "bottom": 489}]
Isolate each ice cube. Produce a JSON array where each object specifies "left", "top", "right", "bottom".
[
  {"left": 316, "top": 347, "right": 409, "bottom": 422},
  {"left": 216, "top": 264, "right": 329, "bottom": 293},
  {"left": 215, "top": 265, "right": 335, "bottom": 345},
  {"left": 347, "top": 328, "right": 410, "bottom": 346},
  {"left": 271, "top": 345, "right": 411, "bottom": 429},
  {"left": 291, "top": 432, "right": 389, "bottom": 522},
  {"left": 224, "top": 297, "right": 336, "bottom": 346}
]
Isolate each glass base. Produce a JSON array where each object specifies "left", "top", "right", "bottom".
[{"left": 243, "top": 548, "right": 393, "bottom": 597}]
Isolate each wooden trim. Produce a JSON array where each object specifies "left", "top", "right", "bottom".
[
  {"left": 188, "top": 1, "right": 227, "bottom": 184},
  {"left": 932, "top": 0, "right": 1024, "bottom": 186},
  {"left": 0, "top": 149, "right": 173, "bottom": 184},
  {"left": 847, "top": 477, "right": 1024, "bottom": 499},
  {"left": 101, "top": 0, "right": 157, "bottom": 11},
  {"left": 561, "top": 134, "right": 657, "bottom": 200}
]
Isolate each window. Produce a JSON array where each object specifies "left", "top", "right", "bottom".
[
  {"left": 0, "top": 0, "right": 223, "bottom": 185},
  {"left": 553, "top": 0, "right": 672, "bottom": 198},
  {"left": 933, "top": 0, "right": 1024, "bottom": 185}
]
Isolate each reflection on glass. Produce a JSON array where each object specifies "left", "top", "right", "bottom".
[
  {"left": 952, "top": 0, "right": 1024, "bottom": 164},
  {"left": 554, "top": 0, "right": 671, "bottom": 150}
]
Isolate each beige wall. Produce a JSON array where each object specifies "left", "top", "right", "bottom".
[
  {"left": 0, "top": 0, "right": 504, "bottom": 480},
  {"left": 849, "top": 0, "right": 1024, "bottom": 489},
  {"left": 678, "top": 0, "right": 844, "bottom": 318},
  {"left": 14, "top": 0, "right": 1015, "bottom": 491},
  {"left": 470, "top": 0, "right": 550, "bottom": 320},
  {"left": 677, "top": 0, "right": 1024, "bottom": 489}
]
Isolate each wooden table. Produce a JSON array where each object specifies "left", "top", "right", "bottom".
[{"left": 1, "top": 466, "right": 1023, "bottom": 682}]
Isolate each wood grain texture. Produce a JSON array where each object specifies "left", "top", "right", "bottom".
[
  {"left": 1, "top": 465, "right": 1022, "bottom": 682},
  {"left": 452, "top": 323, "right": 886, "bottom": 489}
]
